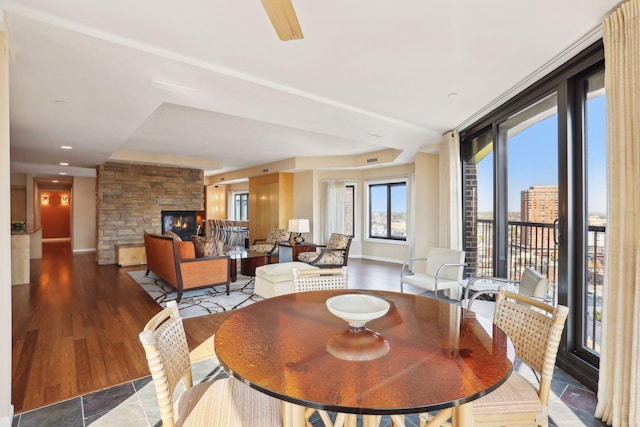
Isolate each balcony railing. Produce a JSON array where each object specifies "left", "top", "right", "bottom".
[{"left": 474, "top": 219, "right": 604, "bottom": 354}]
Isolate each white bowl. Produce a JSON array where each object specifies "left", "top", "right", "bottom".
[{"left": 326, "top": 294, "right": 390, "bottom": 327}]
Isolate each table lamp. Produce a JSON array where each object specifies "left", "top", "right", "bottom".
[{"left": 288, "top": 218, "right": 310, "bottom": 244}]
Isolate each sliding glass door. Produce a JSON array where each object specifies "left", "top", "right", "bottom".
[{"left": 461, "top": 44, "right": 605, "bottom": 389}]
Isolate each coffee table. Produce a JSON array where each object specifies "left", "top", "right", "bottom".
[{"left": 226, "top": 250, "right": 271, "bottom": 278}]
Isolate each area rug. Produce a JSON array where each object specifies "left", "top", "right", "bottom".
[{"left": 128, "top": 270, "right": 264, "bottom": 319}]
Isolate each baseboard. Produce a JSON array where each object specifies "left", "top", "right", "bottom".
[
  {"left": 0, "top": 404, "right": 14, "bottom": 427},
  {"left": 72, "top": 248, "right": 97, "bottom": 253},
  {"left": 359, "top": 255, "right": 404, "bottom": 265}
]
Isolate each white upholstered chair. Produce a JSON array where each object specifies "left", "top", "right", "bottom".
[
  {"left": 461, "top": 267, "right": 550, "bottom": 319},
  {"left": 139, "top": 301, "right": 282, "bottom": 427},
  {"left": 400, "top": 247, "right": 466, "bottom": 299},
  {"left": 421, "top": 288, "right": 569, "bottom": 427}
]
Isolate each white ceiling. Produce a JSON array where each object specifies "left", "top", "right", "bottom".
[{"left": 3, "top": 0, "right": 619, "bottom": 179}]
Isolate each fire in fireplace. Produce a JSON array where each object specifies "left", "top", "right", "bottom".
[{"left": 161, "top": 210, "right": 197, "bottom": 241}]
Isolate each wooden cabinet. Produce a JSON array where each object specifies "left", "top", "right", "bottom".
[
  {"left": 115, "top": 243, "right": 147, "bottom": 266},
  {"left": 248, "top": 173, "right": 293, "bottom": 243}
]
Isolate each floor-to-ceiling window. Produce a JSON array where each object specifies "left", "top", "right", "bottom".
[{"left": 461, "top": 42, "right": 605, "bottom": 390}]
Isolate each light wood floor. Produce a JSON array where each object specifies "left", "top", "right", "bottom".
[{"left": 11, "top": 241, "right": 403, "bottom": 413}]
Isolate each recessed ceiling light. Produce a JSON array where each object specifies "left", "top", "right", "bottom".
[
  {"left": 448, "top": 92, "right": 459, "bottom": 97},
  {"left": 59, "top": 172, "right": 67, "bottom": 175},
  {"left": 367, "top": 132, "right": 383, "bottom": 138},
  {"left": 52, "top": 180, "right": 59, "bottom": 183},
  {"left": 54, "top": 100, "right": 67, "bottom": 104},
  {"left": 60, "top": 145, "right": 73, "bottom": 150},
  {"left": 59, "top": 162, "right": 69, "bottom": 166}
]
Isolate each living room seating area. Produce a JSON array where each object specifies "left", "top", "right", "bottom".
[{"left": 143, "top": 232, "right": 231, "bottom": 302}]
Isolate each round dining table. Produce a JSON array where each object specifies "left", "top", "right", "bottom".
[{"left": 214, "top": 289, "right": 514, "bottom": 427}]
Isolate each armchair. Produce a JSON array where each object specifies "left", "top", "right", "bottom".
[
  {"left": 400, "top": 247, "right": 466, "bottom": 299},
  {"left": 248, "top": 228, "right": 290, "bottom": 256},
  {"left": 297, "top": 233, "right": 352, "bottom": 268},
  {"left": 462, "top": 266, "right": 551, "bottom": 319}
]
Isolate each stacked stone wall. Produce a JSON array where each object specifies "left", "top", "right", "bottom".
[{"left": 96, "top": 162, "right": 203, "bottom": 265}]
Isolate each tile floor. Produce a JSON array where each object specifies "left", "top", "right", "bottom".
[{"left": 13, "top": 355, "right": 606, "bottom": 427}]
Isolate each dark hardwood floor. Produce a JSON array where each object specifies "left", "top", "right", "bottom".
[{"left": 11, "top": 241, "right": 402, "bottom": 414}]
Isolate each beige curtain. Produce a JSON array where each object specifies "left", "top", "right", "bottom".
[
  {"left": 439, "top": 130, "right": 463, "bottom": 300},
  {"left": 438, "top": 130, "right": 462, "bottom": 250},
  {"left": 596, "top": 1, "right": 640, "bottom": 425},
  {"left": 324, "top": 181, "right": 346, "bottom": 243}
]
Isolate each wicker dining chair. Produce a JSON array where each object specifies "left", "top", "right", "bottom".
[
  {"left": 139, "top": 301, "right": 282, "bottom": 427},
  {"left": 292, "top": 266, "right": 348, "bottom": 292},
  {"left": 419, "top": 288, "right": 569, "bottom": 427},
  {"left": 291, "top": 266, "right": 348, "bottom": 426}
]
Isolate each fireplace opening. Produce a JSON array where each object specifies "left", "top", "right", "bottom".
[{"left": 161, "top": 210, "right": 197, "bottom": 241}]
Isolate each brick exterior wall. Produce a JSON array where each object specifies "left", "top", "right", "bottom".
[
  {"left": 464, "top": 163, "right": 478, "bottom": 277},
  {"left": 96, "top": 162, "right": 204, "bottom": 265}
]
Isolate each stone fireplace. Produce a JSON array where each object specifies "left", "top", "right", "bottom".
[{"left": 161, "top": 210, "right": 198, "bottom": 241}]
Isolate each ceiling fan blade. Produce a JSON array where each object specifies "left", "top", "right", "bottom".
[{"left": 260, "top": 0, "right": 304, "bottom": 41}]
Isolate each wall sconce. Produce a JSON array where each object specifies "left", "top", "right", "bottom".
[
  {"left": 288, "top": 218, "right": 310, "bottom": 244},
  {"left": 62, "top": 195, "right": 69, "bottom": 205},
  {"left": 41, "top": 195, "right": 49, "bottom": 205}
]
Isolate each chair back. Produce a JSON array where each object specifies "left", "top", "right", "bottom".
[
  {"left": 139, "top": 301, "right": 192, "bottom": 426},
  {"left": 266, "top": 228, "right": 289, "bottom": 244},
  {"left": 326, "top": 233, "right": 351, "bottom": 250},
  {"left": 518, "top": 267, "right": 549, "bottom": 299},
  {"left": 292, "top": 267, "right": 348, "bottom": 292},
  {"left": 493, "top": 288, "right": 568, "bottom": 404},
  {"left": 425, "top": 247, "right": 465, "bottom": 281}
]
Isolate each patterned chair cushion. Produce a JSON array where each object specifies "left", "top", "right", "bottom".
[
  {"left": 190, "top": 235, "right": 218, "bottom": 258},
  {"left": 249, "top": 243, "right": 277, "bottom": 254},
  {"left": 266, "top": 228, "right": 290, "bottom": 244},
  {"left": 327, "top": 233, "right": 350, "bottom": 249},
  {"left": 163, "top": 230, "right": 182, "bottom": 241},
  {"left": 298, "top": 251, "right": 345, "bottom": 265}
]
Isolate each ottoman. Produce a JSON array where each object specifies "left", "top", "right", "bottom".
[{"left": 254, "top": 262, "right": 320, "bottom": 298}]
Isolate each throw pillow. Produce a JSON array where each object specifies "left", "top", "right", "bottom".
[
  {"left": 163, "top": 230, "right": 182, "bottom": 242},
  {"left": 191, "top": 235, "right": 217, "bottom": 258}
]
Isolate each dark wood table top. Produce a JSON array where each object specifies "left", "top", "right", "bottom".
[{"left": 214, "top": 290, "right": 513, "bottom": 416}]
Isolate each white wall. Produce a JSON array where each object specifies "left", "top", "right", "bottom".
[
  {"left": 72, "top": 177, "right": 97, "bottom": 252},
  {"left": 0, "top": 30, "right": 15, "bottom": 427},
  {"left": 300, "top": 161, "right": 440, "bottom": 265},
  {"left": 292, "top": 170, "right": 314, "bottom": 243}
]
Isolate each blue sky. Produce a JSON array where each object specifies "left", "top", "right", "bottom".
[
  {"left": 370, "top": 184, "right": 407, "bottom": 213},
  {"left": 477, "top": 95, "right": 606, "bottom": 215}
]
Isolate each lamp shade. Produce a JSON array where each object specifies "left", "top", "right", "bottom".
[{"left": 288, "top": 218, "right": 310, "bottom": 233}]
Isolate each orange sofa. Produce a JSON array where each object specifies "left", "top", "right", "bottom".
[{"left": 143, "top": 232, "right": 230, "bottom": 302}]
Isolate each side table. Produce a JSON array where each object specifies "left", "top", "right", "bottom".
[{"left": 277, "top": 242, "right": 316, "bottom": 263}]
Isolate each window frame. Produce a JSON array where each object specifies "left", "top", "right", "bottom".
[
  {"left": 232, "top": 191, "right": 249, "bottom": 221},
  {"left": 345, "top": 184, "right": 355, "bottom": 238},
  {"left": 365, "top": 179, "right": 408, "bottom": 242},
  {"left": 459, "top": 40, "right": 604, "bottom": 391}
]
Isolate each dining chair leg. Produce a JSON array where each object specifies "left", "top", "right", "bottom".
[
  {"left": 317, "top": 410, "right": 333, "bottom": 427},
  {"left": 363, "top": 414, "right": 383, "bottom": 427},
  {"left": 333, "top": 413, "right": 357, "bottom": 427},
  {"left": 451, "top": 403, "right": 472, "bottom": 427},
  {"left": 282, "top": 401, "right": 306, "bottom": 427},
  {"left": 420, "top": 408, "right": 452, "bottom": 427},
  {"left": 389, "top": 414, "right": 405, "bottom": 427}
]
